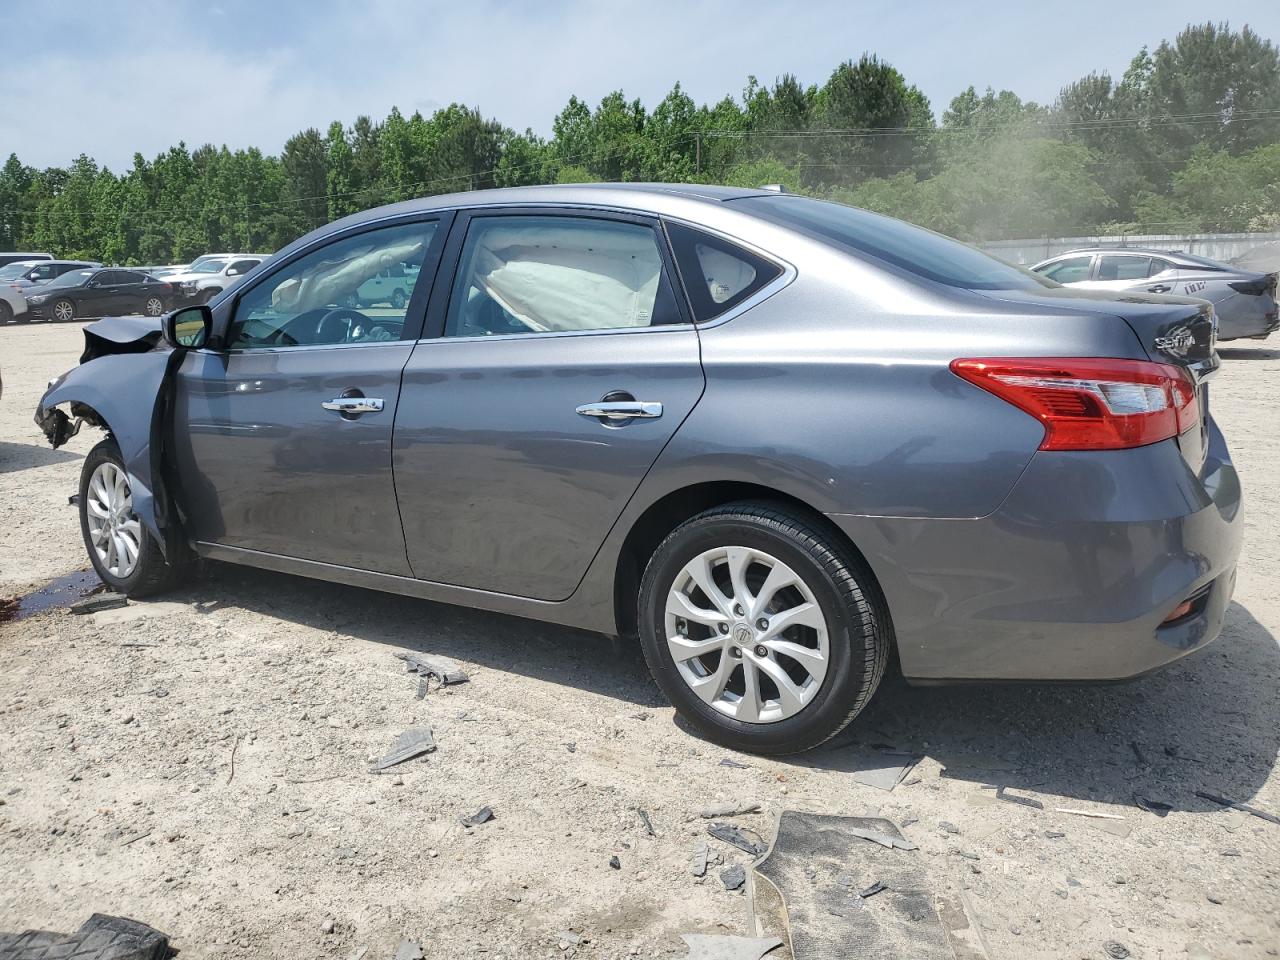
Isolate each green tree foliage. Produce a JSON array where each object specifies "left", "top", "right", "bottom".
[{"left": 2, "top": 21, "right": 1276, "bottom": 263}]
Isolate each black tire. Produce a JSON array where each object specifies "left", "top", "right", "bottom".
[
  {"left": 638, "top": 501, "right": 890, "bottom": 754},
  {"left": 51, "top": 298, "right": 76, "bottom": 323},
  {"left": 0, "top": 301, "right": 11, "bottom": 324},
  {"left": 79, "top": 438, "right": 183, "bottom": 597},
  {"left": 143, "top": 295, "right": 165, "bottom": 316},
  {"left": 391, "top": 288, "right": 408, "bottom": 309}
]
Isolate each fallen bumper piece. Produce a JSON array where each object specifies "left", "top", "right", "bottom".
[
  {"left": 0, "top": 913, "right": 169, "bottom": 960},
  {"left": 369, "top": 728, "right": 436, "bottom": 773}
]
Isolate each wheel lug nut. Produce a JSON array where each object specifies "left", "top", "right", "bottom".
[
  {"left": 733, "top": 604, "right": 744, "bottom": 617},
  {"left": 717, "top": 622, "right": 729, "bottom": 634},
  {"left": 756, "top": 618, "right": 769, "bottom": 630},
  {"left": 754, "top": 644, "right": 768, "bottom": 658},
  {"left": 729, "top": 647, "right": 743, "bottom": 659}
]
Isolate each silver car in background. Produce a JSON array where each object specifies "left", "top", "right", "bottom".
[{"left": 1032, "top": 247, "right": 1278, "bottom": 341}]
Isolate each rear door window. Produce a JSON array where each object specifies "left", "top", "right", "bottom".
[
  {"left": 443, "top": 214, "right": 682, "bottom": 337},
  {"left": 665, "top": 221, "right": 782, "bottom": 322},
  {"left": 1097, "top": 255, "right": 1152, "bottom": 281}
]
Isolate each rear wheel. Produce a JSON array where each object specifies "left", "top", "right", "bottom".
[
  {"left": 52, "top": 299, "right": 75, "bottom": 323},
  {"left": 80, "top": 439, "right": 183, "bottom": 596},
  {"left": 143, "top": 296, "right": 165, "bottom": 316},
  {"left": 638, "top": 501, "right": 889, "bottom": 754},
  {"left": 391, "top": 288, "right": 408, "bottom": 309}
]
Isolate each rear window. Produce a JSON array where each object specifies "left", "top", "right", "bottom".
[
  {"left": 730, "top": 195, "right": 1050, "bottom": 291},
  {"left": 665, "top": 221, "right": 782, "bottom": 321}
]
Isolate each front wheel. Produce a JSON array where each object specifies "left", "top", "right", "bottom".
[
  {"left": 391, "top": 288, "right": 408, "bottom": 309},
  {"left": 52, "top": 299, "right": 76, "bottom": 323},
  {"left": 80, "top": 439, "right": 183, "bottom": 596},
  {"left": 638, "top": 502, "right": 890, "bottom": 754}
]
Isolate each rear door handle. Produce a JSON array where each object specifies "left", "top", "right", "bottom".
[
  {"left": 1148, "top": 284, "right": 1171, "bottom": 293},
  {"left": 322, "top": 397, "right": 384, "bottom": 414},
  {"left": 575, "top": 401, "right": 663, "bottom": 421}
]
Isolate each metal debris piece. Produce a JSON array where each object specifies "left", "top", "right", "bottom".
[
  {"left": 996, "top": 786, "right": 1044, "bottom": 810},
  {"left": 847, "top": 825, "right": 919, "bottom": 850},
  {"left": 1133, "top": 794, "right": 1173, "bottom": 817},
  {"left": 1044, "top": 830, "right": 1066, "bottom": 839},
  {"left": 679, "top": 933, "right": 783, "bottom": 960},
  {"left": 720, "top": 864, "right": 746, "bottom": 890},
  {"left": 690, "top": 841, "right": 712, "bottom": 877},
  {"left": 719, "top": 758, "right": 751, "bottom": 769},
  {"left": 849, "top": 752, "right": 919, "bottom": 791},
  {"left": 858, "top": 881, "right": 886, "bottom": 899},
  {"left": 369, "top": 729, "right": 436, "bottom": 773},
  {"left": 1054, "top": 808, "right": 1125, "bottom": 821},
  {"left": 939, "top": 821, "right": 961, "bottom": 835},
  {"left": 637, "top": 808, "right": 656, "bottom": 837},
  {"left": 396, "top": 652, "right": 470, "bottom": 697},
  {"left": 701, "top": 802, "right": 762, "bottom": 819},
  {"left": 69, "top": 592, "right": 128, "bottom": 615},
  {"left": 393, "top": 939, "right": 424, "bottom": 960},
  {"left": 1195, "top": 790, "right": 1280, "bottom": 826},
  {"left": 708, "top": 822, "right": 768, "bottom": 857},
  {"left": 1103, "top": 940, "right": 1131, "bottom": 959},
  {"left": 460, "top": 806, "right": 494, "bottom": 827},
  {"left": 609, "top": 855, "right": 621, "bottom": 870}
]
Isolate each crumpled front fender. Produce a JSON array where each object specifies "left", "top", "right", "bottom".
[{"left": 35, "top": 317, "right": 178, "bottom": 556}]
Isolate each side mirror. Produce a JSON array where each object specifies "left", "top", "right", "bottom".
[
  {"left": 163, "top": 304, "right": 212, "bottom": 349},
  {"left": 226, "top": 267, "right": 241, "bottom": 277}
]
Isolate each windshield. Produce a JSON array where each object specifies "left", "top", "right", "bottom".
[
  {"left": 43, "top": 269, "right": 94, "bottom": 289},
  {"left": 190, "top": 259, "right": 228, "bottom": 274},
  {"left": 0, "top": 262, "right": 39, "bottom": 280},
  {"left": 730, "top": 194, "right": 1053, "bottom": 291}
]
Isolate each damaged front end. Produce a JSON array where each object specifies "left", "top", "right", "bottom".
[{"left": 34, "top": 314, "right": 183, "bottom": 557}]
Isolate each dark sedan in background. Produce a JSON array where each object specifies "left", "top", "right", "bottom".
[{"left": 23, "top": 268, "right": 176, "bottom": 322}]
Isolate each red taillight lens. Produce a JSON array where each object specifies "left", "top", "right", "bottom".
[{"left": 950, "top": 357, "right": 1199, "bottom": 451}]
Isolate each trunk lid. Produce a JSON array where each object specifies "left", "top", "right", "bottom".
[{"left": 977, "top": 286, "right": 1218, "bottom": 471}]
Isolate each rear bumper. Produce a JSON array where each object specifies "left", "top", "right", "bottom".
[
  {"left": 1216, "top": 292, "right": 1278, "bottom": 340},
  {"left": 828, "top": 421, "right": 1243, "bottom": 681}
]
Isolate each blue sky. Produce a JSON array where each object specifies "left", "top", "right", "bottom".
[{"left": 4, "top": 0, "right": 1278, "bottom": 170}]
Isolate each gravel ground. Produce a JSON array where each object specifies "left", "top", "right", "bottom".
[{"left": 0, "top": 321, "right": 1277, "bottom": 959}]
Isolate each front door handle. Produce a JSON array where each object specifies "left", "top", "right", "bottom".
[
  {"left": 575, "top": 400, "right": 663, "bottom": 421},
  {"left": 1148, "top": 284, "right": 1171, "bottom": 293},
  {"left": 321, "top": 397, "right": 384, "bottom": 414}
]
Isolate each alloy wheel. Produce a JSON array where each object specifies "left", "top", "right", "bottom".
[
  {"left": 664, "top": 546, "right": 829, "bottom": 723},
  {"left": 53, "top": 300, "right": 75, "bottom": 322},
  {"left": 144, "top": 297, "right": 164, "bottom": 316},
  {"left": 86, "top": 461, "right": 142, "bottom": 579}
]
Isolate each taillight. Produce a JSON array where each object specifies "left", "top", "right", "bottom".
[{"left": 951, "top": 357, "right": 1199, "bottom": 451}]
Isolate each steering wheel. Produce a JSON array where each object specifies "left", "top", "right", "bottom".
[{"left": 313, "top": 307, "right": 368, "bottom": 345}]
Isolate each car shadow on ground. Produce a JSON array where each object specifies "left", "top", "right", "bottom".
[
  {"left": 1219, "top": 346, "right": 1280, "bottom": 360},
  {"left": 191, "top": 563, "right": 1277, "bottom": 811},
  {"left": 0, "top": 439, "right": 81, "bottom": 475}
]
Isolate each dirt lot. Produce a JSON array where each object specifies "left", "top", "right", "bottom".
[{"left": 1, "top": 321, "right": 1277, "bottom": 959}]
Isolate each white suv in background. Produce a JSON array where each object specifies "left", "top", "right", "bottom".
[{"left": 167, "top": 255, "right": 266, "bottom": 304}]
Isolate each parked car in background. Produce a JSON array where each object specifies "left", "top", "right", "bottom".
[
  {"left": 36, "top": 185, "right": 1241, "bottom": 754},
  {"left": 0, "top": 251, "right": 52, "bottom": 267},
  {"left": 23, "top": 267, "right": 175, "bottom": 322},
  {"left": 1032, "top": 247, "right": 1279, "bottom": 341},
  {"left": 7, "top": 259, "right": 103, "bottom": 292},
  {"left": 0, "top": 264, "right": 34, "bottom": 323},
  {"left": 168, "top": 256, "right": 264, "bottom": 304},
  {"left": 354, "top": 261, "right": 420, "bottom": 308}
]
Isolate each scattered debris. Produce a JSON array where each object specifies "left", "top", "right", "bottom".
[
  {"left": 565, "top": 742, "right": 576, "bottom": 753},
  {"left": 848, "top": 825, "right": 919, "bottom": 850},
  {"left": 320, "top": 919, "right": 336, "bottom": 935},
  {"left": 68, "top": 493, "right": 81, "bottom": 506},
  {"left": 608, "top": 855, "right": 621, "bottom": 870},
  {"left": 393, "top": 939, "right": 424, "bottom": 960},
  {"left": 1054, "top": 808, "right": 1125, "bottom": 821},
  {"left": 678, "top": 933, "right": 783, "bottom": 960},
  {"left": 720, "top": 864, "right": 746, "bottom": 890},
  {"left": 1133, "top": 794, "right": 1173, "bottom": 817},
  {"left": 118, "top": 829, "right": 152, "bottom": 847},
  {"left": 1044, "top": 830, "right": 1066, "bottom": 839},
  {"left": 996, "top": 786, "right": 1044, "bottom": 810},
  {"left": 69, "top": 592, "right": 128, "bottom": 615},
  {"left": 396, "top": 652, "right": 469, "bottom": 699},
  {"left": 460, "top": 806, "right": 494, "bottom": 827},
  {"left": 719, "top": 758, "right": 751, "bottom": 769},
  {"left": 939, "top": 821, "right": 961, "bottom": 835},
  {"left": 849, "top": 752, "right": 919, "bottom": 791},
  {"left": 637, "top": 808, "right": 656, "bottom": 837},
  {"left": 701, "top": 802, "right": 761, "bottom": 819},
  {"left": 858, "top": 881, "right": 886, "bottom": 899},
  {"left": 1129, "top": 741, "right": 1148, "bottom": 765},
  {"left": 708, "top": 822, "right": 768, "bottom": 857},
  {"left": 1221, "top": 848, "right": 1241, "bottom": 857},
  {"left": 1103, "top": 940, "right": 1131, "bottom": 958},
  {"left": 1195, "top": 790, "right": 1280, "bottom": 826},
  {"left": 690, "top": 841, "right": 714, "bottom": 877},
  {"left": 955, "top": 850, "right": 981, "bottom": 862},
  {"left": 369, "top": 729, "right": 436, "bottom": 773},
  {"left": 0, "top": 914, "right": 169, "bottom": 960},
  {"left": 555, "top": 931, "right": 582, "bottom": 947}
]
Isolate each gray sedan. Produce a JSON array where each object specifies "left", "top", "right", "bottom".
[
  {"left": 35, "top": 185, "right": 1242, "bottom": 754},
  {"left": 1032, "top": 247, "right": 1278, "bottom": 341}
]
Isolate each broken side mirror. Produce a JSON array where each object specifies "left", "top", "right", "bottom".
[{"left": 163, "top": 304, "right": 212, "bottom": 349}]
